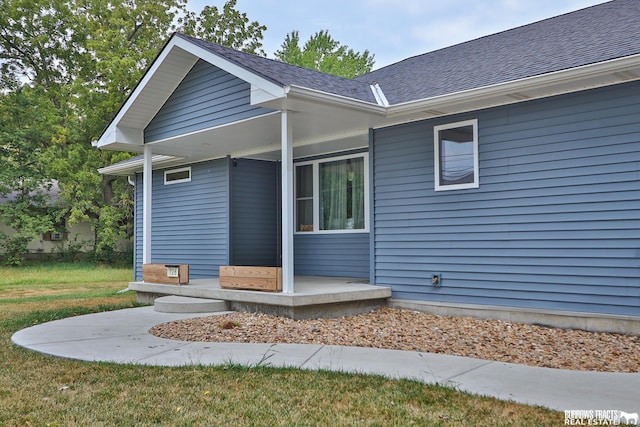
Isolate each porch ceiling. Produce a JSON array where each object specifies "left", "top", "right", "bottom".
[{"left": 140, "top": 96, "right": 385, "bottom": 162}]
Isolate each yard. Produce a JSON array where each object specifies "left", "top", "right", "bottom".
[{"left": 0, "top": 263, "right": 561, "bottom": 426}]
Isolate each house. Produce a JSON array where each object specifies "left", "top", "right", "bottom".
[
  {"left": 0, "top": 181, "right": 99, "bottom": 257},
  {"left": 96, "top": 0, "right": 640, "bottom": 327}
]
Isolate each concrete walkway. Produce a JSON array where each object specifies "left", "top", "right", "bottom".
[{"left": 11, "top": 306, "right": 640, "bottom": 413}]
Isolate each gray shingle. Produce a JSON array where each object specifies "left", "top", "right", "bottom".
[
  {"left": 104, "top": 1, "right": 640, "bottom": 170},
  {"left": 355, "top": 0, "right": 640, "bottom": 104},
  {"left": 178, "top": 34, "right": 377, "bottom": 104}
]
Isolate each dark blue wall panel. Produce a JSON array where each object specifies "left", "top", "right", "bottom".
[{"left": 231, "top": 159, "right": 280, "bottom": 266}]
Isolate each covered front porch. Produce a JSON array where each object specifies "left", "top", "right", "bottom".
[
  {"left": 129, "top": 276, "right": 392, "bottom": 319},
  {"left": 95, "top": 35, "right": 394, "bottom": 312}
]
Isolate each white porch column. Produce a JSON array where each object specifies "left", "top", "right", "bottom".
[
  {"left": 281, "top": 111, "right": 294, "bottom": 293},
  {"left": 142, "top": 144, "right": 152, "bottom": 265}
]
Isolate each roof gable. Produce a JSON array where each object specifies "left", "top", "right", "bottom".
[
  {"left": 95, "top": 34, "right": 290, "bottom": 150},
  {"left": 96, "top": 0, "right": 640, "bottom": 159},
  {"left": 95, "top": 33, "right": 380, "bottom": 151},
  {"left": 144, "top": 59, "right": 274, "bottom": 142}
]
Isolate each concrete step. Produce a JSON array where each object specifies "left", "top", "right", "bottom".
[{"left": 154, "top": 296, "right": 228, "bottom": 313}]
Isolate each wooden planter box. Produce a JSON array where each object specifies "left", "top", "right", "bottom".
[
  {"left": 219, "top": 266, "right": 282, "bottom": 292},
  {"left": 142, "top": 263, "right": 189, "bottom": 285}
]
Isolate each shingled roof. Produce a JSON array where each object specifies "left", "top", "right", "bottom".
[
  {"left": 96, "top": 0, "right": 640, "bottom": 161},
  {"left": 177, "top": 33, "right": 378, "bottom": 104},
  {"left": 355, "top": 0, "right": 640, "bottom": 104},
  {"left": 176, "top": 1, "right": 640, "bottom": 107}
]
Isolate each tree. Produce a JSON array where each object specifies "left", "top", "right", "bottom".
[
  {"left": 181, "top": 0, "right": 266, "bottom": 55},
  {"left": 275, "top": 30, "right": 375, "bottom": 78},
  {"left": 0, "top": 0, "right": 267, "bottom": 260},
  {"left": 0, "top": 88, "right": 60, "bottom": 264}
]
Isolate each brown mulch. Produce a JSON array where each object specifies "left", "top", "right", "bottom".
[{"left": 150, "top": 307, "right": 640, "bottom": 373}]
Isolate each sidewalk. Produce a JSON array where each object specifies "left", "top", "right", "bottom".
[{"left": 11, "top": 306, "right": 640, "bottom": 413}]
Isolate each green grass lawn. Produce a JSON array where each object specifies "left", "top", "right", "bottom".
[{"left": 0, "top": 262, "right": 562, "bottom": 426}]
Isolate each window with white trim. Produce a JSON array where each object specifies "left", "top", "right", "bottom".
[
  {"left": 434, "top": 119, "right": 479, "bottom": 191},
  {"left": 164, "top": 167, "right": 191, "bottom": 185},
  {"left": 295, "top": 154, "right": 369, "bottom": 233}
]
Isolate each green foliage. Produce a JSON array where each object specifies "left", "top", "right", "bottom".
[
  {"left": 48, "top": 235, "right": 87, "bottom": 262},
  {"left": 181, "top": 0, "right": 266, "bottom": 55},
  {"left": 0, "top": 232, "right": 32, "bottom": 265},
  {"left": 0, "top": 87, "right": 62, "bottom": 264},
  {"left": 275, "top": 30, "right": 375, "bottom": 78},
  {"left": 0, "top": 0, "right": 374, "bottom": 265},
  {"left": 0, "top": 0, "right": 78, "bottom": 92},
  {"left": 0, "top": 0, "right": 266, "bottom": 258}
]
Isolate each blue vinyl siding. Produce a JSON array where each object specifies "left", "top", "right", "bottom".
[
  {"left": 295, "top": 233, "right": 370, "bottom": 278},
  {"left": 134, "top": 159, "right": 229, "bottom": 280},
  {"left": 373, "top": 81, "right": 640, "bottom": 316},
  {"left": 134, "top": 155, "right": 371, "bottom": 280},
  {"left": 144, "top": 60, "right": 273, "bottom": 142},
  {"left": 231, "top": 159, "right": 280, "bottom": 266}
]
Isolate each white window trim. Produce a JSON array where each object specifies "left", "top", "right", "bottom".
[
  {"left": 294, "top": 153, "right": 370, "bottom": 234},
  {"left": 434, "top": 119, "right": 479, "bottom": 191},
  {"left": 164, "top": 166, "right": 191, "bottom": 185}
]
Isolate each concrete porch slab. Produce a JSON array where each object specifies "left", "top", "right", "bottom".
[
  {"left": 130, "top": 276, "right": 392, "bottom": 319},
  {"left": 154, "top": 296, "right": 228, "bottom": 313}
]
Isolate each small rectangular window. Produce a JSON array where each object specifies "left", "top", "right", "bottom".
[
  {"left": 434, "top": 119, "right": 479, "bottom": 191},
  {"left": 164, "top": 167, "right": 191, "bottom": 185}
]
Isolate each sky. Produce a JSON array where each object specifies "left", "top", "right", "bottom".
[{"left": 186, "top": 0, "right": 608, "bottom": 70}]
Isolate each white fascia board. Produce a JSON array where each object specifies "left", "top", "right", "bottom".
[
  {"left": 116, "top": 125, "right": 143, "bottom": 145},
  {"left": 98, "top": 155, "right": 181, "bottom": 176},
  {"left": 96, "top": 124, "right": 119, "bottom": 148},
  {"left": 285, "top": 85, "right": 386, "bottom": 114},
  {"left": 172, "top": 37, "right": 286, "bottom": 103},
  {"left": 96, "top": 125, "right": 144, "bottom": 149},
  {"left": 387, "top": 54, "right": 640, "bottom": 118},
  {"left": 251, "top": 87, "right": 282, "bottom": 104}
]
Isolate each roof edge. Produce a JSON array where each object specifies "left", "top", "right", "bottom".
[
  {"left": 386, "top": 53, "right": 640, "bottom": 118},
  {"left": 98, "top": 155, "right": 182, "bottom": 176},
  {"left": 284, "top": 85, "right": 386, "bottom": 114}
]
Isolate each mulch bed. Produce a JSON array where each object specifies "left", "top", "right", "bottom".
[{"left": 150, "top": 307, "right": 640, "bottom": 373}]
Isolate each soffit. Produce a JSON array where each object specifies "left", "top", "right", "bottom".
[{"left": 139, "top": 95, "right": 383, "bottom": 162}]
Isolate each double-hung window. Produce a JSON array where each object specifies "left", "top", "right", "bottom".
[
  {"left": 434, "top": 119, "right": 479, "bottom": 191},
  {"left": 295, "top": 154, "right": 368, "bottom": 233}
]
